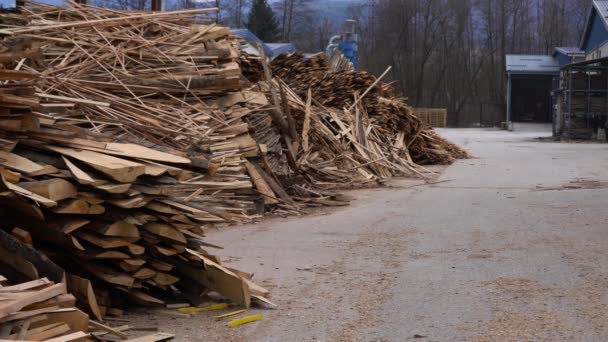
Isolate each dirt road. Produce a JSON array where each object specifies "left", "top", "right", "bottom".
[{"left": 130, "top": 128, "right": 608, "bottom": 341}]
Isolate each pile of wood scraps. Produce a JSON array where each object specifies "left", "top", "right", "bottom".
[
  {"left": 0, "top": 67, "right": 271, "bottom": 323},
  {"left": 270, "top": 52, "right": 471, "bottom": 166},
  {"left": 0, "top": 2, "right": 240, "bottom": 150}
]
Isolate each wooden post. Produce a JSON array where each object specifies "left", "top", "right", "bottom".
[{"left": 151, "top": 0, "right": 162, "bottom": 11}]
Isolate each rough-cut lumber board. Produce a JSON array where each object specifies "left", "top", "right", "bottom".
[
  {"left": 24, "top": 294, "right": 76, "bottom": 310},
  {"left": 0, "top": 283, "right": 66, "bottom": 320},
  {"left": 245, "top": 161, "right": 278, "bottom": 205},
  {"left": 0, "top": 179, "right": 57, "bottom": 207},
  {"left": 44, "top": 331, "right": 89, "bottom": 342},
  {"left": 75, "top": 231, "right": 131, "bottom": 249},
  {"left": 0, "top": 167, "right": 20, "bottom": 183},
  {"left": 66, "top": 275, "right": 102, "bottom": 321},
  {"left": 102, "top": 143, "right": 190, "bottom": 164},
  {"left": 62, "top": 157, "right": 105, "bottom": 186},
  {"left": 0, "top": 306, "right": 61, "bottom": 323},
  {"left": 248, "top": 161, "right": 295, "bottom": 205},
  {"left": 47, "top": 146, "right": 145, "bottom": 183},
  {"left": 41, "top": 309, "right": 89, "bottom": 334},
  {"left": 0, "top": 151, "right": 45, "bottom": 175},
  {"left": 77, "top": 262, "right": 134, "bottom": 288},
  {"left": 0, "top": 279, "right": 51, "bottom": 292},
  {"left": 143, "top": 223, "right": 186, "bottom": 244},
  {"left": 52, "top": 199, "right": 104, "bottom": 215},
  {"left": 89, "top": 320, "right": 128, "bottom": 338},
  {"left": 88, "top": 221, "right": 140, "bottom": 240},
  {"left": 25, "top": 322, "right": 70, "bottom": 340},
  {"left": 18, "top": 179, "right": 77, "bottom": 201},
  {"left": 184, "top": 249, "right": 251, "bottom": 308}
]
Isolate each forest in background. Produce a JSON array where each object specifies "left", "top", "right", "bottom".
[{"left": 57, "top": 0, "right": 595, "bottom": 126}]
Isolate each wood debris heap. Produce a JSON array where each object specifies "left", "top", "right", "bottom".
[
  {"left": 0, "top": 1, "right": 470, "bottom": 326},
  {"left": 0, "top": 58, "right": 270, "bottom": 321},
  {"left": 271, "top": 52, "right": 471, "bottom": 166}
]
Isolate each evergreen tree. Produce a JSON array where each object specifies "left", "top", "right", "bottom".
[{"left": 246, "top": 0, "right": 280, "bottom": 42}]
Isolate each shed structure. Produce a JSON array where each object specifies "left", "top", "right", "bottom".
[
  {"left": 553, "top": 47, "right": 585, "bottom": 66},
  {"left": 505, "top": 55, "right": 560, "bottom": 124}
]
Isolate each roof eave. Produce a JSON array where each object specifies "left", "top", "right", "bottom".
[{"left": 580, "top": 4, "right": 596, "bottom": 50}]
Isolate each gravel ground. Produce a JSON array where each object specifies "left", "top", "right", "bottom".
[{"left": 123, "top": 127, "right": 608, "bottom": 342}]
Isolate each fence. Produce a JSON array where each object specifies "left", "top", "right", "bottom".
[{"left": 412, "top": 108, "right": 447, "bottom": 128}]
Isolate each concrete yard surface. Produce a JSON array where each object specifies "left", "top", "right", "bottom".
[{"left": 129, "top": 128, "right": 608, "bottom": 341}]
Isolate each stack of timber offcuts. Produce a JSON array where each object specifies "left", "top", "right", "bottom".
[
  {"left": 0, "top": 63, "right": 270, "bottom": 320},
  {"left": 0, "top": 275, "right": 89, "bottom": 341}
]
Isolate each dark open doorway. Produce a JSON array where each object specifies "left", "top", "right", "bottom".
[{"left": 510, "top": 75, "right": 553, "bottom": 122}]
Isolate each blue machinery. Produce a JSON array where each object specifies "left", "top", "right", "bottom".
[{"left": 326, "top": 20, "right": 359, "bottom": 70}]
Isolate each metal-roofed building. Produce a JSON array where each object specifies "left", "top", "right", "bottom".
[
  {"left": 553, "top": 47, "right": 585, "bottom": 66},
  {"left": 505, "top": 55, "right": 560, "bottom": 124},
  {"left": 580, "top": 0, "right": 608, "bottom": 53}
]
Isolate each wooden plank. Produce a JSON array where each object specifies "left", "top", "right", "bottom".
[
  {"left": 36, "top": 93, "right": 110, "bottom": 107},
  {"left": 18, "top": 179, "right": 78, "bottom": 201},
  {"left": 88, "top": 221, "right": 140, "bottom": 240},
  {"left": 244, "top": 161, "right": 278, "bottom": 205},
  {"left": 0, "top": 283, "right": 66, "bottom": 320},
  {"left": 44, "top": 331, "right": 89, "bottom": 342},
  {"left": 0, "top": 306, "right": 61, "bottom": 323},
  {"left": 66, "top": 274, "right": 102, "bottom": 321},
  {"left": 0, "top": 278, "right": 51, "bottom": 293},
  {"left": 0, "top": 179, "right": 57, "bottom": 207},
  {"left": 184, "top": 249, "right": 251, "bottom": 308},
  {"left": 62, "top": 157, "right": 106, "bottom": 186},
  {"left": 47, "top": 146, "right": 145, "bottom": 183},
  {"left": 89, "top": 320, "right": 128, "bottom": 339},
  {"left": 26, "top": 323, "right": 71, "bottom": 340},
  {"left": 143, "top": 223, "right": 186, "bottom": 244},
  {"left": 74, "top": 231, "right": 131, "bottom": 249},
  {"left": 0, "top": 151, "right": 45, "bottom": 176}
]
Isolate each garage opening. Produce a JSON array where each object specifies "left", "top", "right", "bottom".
[{"left": 510, "top": 75, "right": 553, "bottom": 123}]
